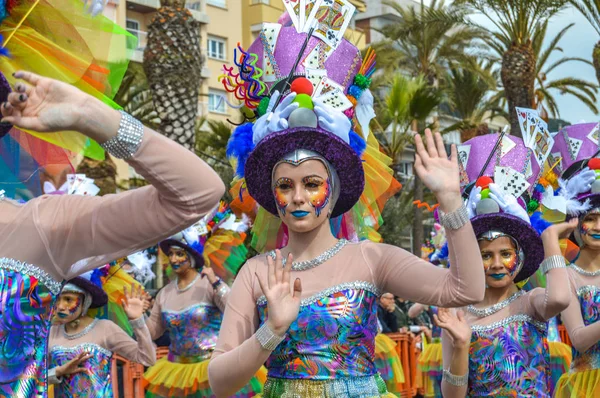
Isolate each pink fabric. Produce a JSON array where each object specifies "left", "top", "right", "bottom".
[
  {"left": 0, "top": 128, "right": 225, "bottom": 281},
  {"left": 561, "top": 268, "right": 600, "bottom": 353}
]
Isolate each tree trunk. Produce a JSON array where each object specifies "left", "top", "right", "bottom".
[
  {"left": 412, "top": 175, "right": 424, "bottom": 255},
  {"left": 594, "top": 41, "right": 600, "bottom": 86},
  {"left": 501, "top": 42, "right": 536, "bottom": 138}
]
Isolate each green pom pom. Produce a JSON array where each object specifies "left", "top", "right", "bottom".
[
  {"left": 257, "top": 97, "right": 270, "bottom": 117},
  {"left": 527, "top": 200, "right": 539, "bottom": 213},
  {"left": 480, "top": 188, "right": 490, "bottom": 199},
  {"left": 292, "top": 93, "right": 314, "bottom": 110},
  {"left": 354, "top": 74, "right": 372, "bottom": 90}
]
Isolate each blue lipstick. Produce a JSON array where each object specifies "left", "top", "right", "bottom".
[
  {"left": 291, "top": 210, "right": 309, "bottom": 218},
  {"left": 57, "top": 313, "right": 69, "bottom": 318},
  {"left": 489, "top": 274, "right": 506, "bottom": 280},
  {"left": 590, "top": 234, "right": 600, "bottom": 239}
]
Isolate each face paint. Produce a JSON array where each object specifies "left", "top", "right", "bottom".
[
  {"left": 303, "top": 176, "right": 330, "bottom": 217},
  {"left": 56, "top": 294, "right": 82, "bottom": 319},
  {"left": 274, "top": 177, "right": 292, "bottom": 216},
  {"left": 501, "top": 249, "right": 519, "bottom": 275},
  {"left": 169, "top": 248, "right": 191, "bottom": 271},
  {"left": 481, "top": 252, "right": 493, "bottom": 272}
]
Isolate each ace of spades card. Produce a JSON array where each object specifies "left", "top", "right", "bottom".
[{"left": 304, "top": 0, "right": 356, "bottom": 48}]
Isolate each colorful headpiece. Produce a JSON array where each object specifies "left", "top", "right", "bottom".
[{"left": 62, "top": 275, "right": 108, "bottom": 313}]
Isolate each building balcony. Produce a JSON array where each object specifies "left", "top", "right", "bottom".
[{"left": 126, "top": 0, "right": 209, "bottom": 23}]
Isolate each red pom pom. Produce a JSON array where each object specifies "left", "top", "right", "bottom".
[
  {"left": 290, "top": 77, "right": 313, "bottom": 96},
  {"left": 475, "top": 176, "right": 493, "bottom": 189},
  {"left": 589, "top": 158, "right": 600, "bottom": 170}
]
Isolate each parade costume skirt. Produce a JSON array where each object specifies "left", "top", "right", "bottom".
[
  {"left": 144, "top": 356, "right": 266, "bottom": 397},
  {"left": 255, "top": 374, "right": 397, "bottom": 398},
  {"left": 374, "top": 333, "right": 405, "bottom": 394},
  {"left": 417, "top": 339, "right": 442, "bottom": 398},
  {"left": 548, "top": 341, "right": 572, "bottom": 394},
  {"left": 554, "top": 368, "right": 600, "bottom": 397}
]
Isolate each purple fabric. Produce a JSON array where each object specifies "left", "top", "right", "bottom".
[
  {"left": 67, "top": 277, "right": 108, "bottom": 308},
  {"left": 551, "top": 123, "right": 600, "bottom": 175},
  {"left": 471, "top": 213, "right": 543, "bottom": 283},
  {"left": 244, "top": 127, "right": 364, "bottom": 217}
]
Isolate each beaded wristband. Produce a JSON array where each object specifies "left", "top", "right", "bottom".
[
  {"left": 442, "top": 368, "right": 468, "bottom": 386},
  {"left": 438, "top": 204, "right": 469, "bottom": 230},
  {"left": 256, "top": 323, "right": 285, "bottom": 351},
  {"left": 215, "top": 284, "right": 229, "bottom": 299},
  {"left": 541, "top": 255, "right": 566, "bottom": 274},
  {"left": 100, "top": 110, "right": 144, "bottom": 159},
  {"left": 129, "top": 316, "right": 146, "bottom": 329}
]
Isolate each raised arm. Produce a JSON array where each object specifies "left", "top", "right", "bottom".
[
  {"left": 438, "top": 309, "right": 470, "bottom": 398},
  {"left": 2, "top": 72, "right": 224, "bottom": 278},
  {"left": 145, "top": 289, "right": 166, "bottom": 341},
  {"left": 201, "top": 267, "right": 230, "bottom": 312},
  {"left": 408, "top": 303, "right": 428, "bottom": 319}
]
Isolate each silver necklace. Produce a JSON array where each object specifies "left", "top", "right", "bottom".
[
  {"left": 571, "top": 263, "right": 600, "bottom": 277},
  {"left": 466, "top": 290, "right": 526, "bottom": 318},
  {"left": 268, "top": 239, "right": 349, "bottom": 271},
  {"left": 176, "top": 272, "right": 201, "bottom": 293},
  {"left": 62, "top": 318, "right": 99, "bottom": 340}
]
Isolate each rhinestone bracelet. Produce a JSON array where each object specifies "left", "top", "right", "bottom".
[
  {"left": 215, "top": 284, "right": 230, "bottom": 299},
  {"left": 100, "top": 110, "right": 144, "bottom": 159},
  {"left": 442, "top": 368, "right": 468, "bottom": 386},
  {"left": 256, "top": 323, "right": 285, "bottom": 351},
  {"left": 541, "top": 255, "right": 566, "bottom": 274},
  {"left": 129, "top": 316, "right": 146, "bottom": 329},
  {"left": 48, "top": 367, "right": 63, "bottom": 385},
  {"left": 438, "top": 204, "right": 469, "bottom": 230}
]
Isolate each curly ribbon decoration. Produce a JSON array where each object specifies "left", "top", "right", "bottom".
[
  {"left": 219, "top": 43, "right": 267, "bottom": 109},
  {"left": 413, "top": 200, "right": 439, "bottom": 212}
]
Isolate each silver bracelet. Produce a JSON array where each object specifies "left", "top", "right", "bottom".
[
  {"left": 256, "top": 323, "right": 285, "bottom": 351},
  {"left": 439, "top": 204, "right": 469, "bottom": 230},
  {"left": 48, "top": 367, "right": 63, "bottom": 385},
  {"left": 442, "top": 368, "right": 469, "bottom": 386},
  {"left": 100, "top": 110, "right": 144, "bottom": 159},
  {"left": 129, "top": 316, "right": 146, "bottom": 329},
  {"left": 541, "top": 255, "right": 566, "bottom": 274},
  {"left": 215, "top": 284, "right": 230, "bottom": 299}
]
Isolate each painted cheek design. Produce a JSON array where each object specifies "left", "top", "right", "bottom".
[
  {"left": 481, "top": 255, "right": 492, "bottom": 272},
  {"left": 274, "top": 178, "right": 293, "bottom": 216},
  {"left": 305, "top": 177, "right": 331, "bottom": 217},
  {"left": 68, "top": 296, "right": 82, "bottom": 316},
  {"left": 502, "top": 251, "right": 519, "bottom": 275},
  {"left": 581, "top": 223, "right": 591, "bottom": 236}
]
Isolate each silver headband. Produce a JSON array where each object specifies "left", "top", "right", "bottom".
[
  {"left": 61, "top": 283, "right": 93, "bottom": 316},
  {"left": 272, "top": 149, "right": 341, "bottom": 216},
  {"left": 477, "top": 230, "right": 525, "bottom": 276}
]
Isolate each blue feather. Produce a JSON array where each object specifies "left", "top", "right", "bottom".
[
  {"left": 530, "top": 211, "right": 552, "bottom": 235},
  {"left": 226, "top": 123, "right": 255, "bottom": 178},
  {"left": 90, "top": 269, "right": 104, "bottom": 288},
  {"left": 349, "top": 130, "right": 366, "bottom": 156}
]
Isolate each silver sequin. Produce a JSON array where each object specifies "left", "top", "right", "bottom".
[
  {"left": 570, "top": 263, "right": 600, "bottom": 277},
  {"left": 267, "top": 239, "right": 349, "bottom": 271},
  {"left": 577, "top": 285, "right": 599, "bottom": 296},
  {"left": 62, "top": 318, "right": 99, "bottom": 340},
  {"left": 471, "top": 314, "right": 546, "bottom": 333},
  {"left": 51, "top": 342, "right": 112, "bottom": 358},
  {"left": 0, "top": 257, "right": 62, "bottom": 295},
  {"left": 466, "top": 290, "right": 526, "bottom": 318},
  {"left": 176, "top": 273, "right": 201, "bottom": 293},
  {"left": 257, "top": 280, "right": 380, "bottom": 307}
]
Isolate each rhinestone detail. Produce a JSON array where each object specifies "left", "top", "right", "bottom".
[
  {"left": 129, "top": 316, "right": 145, "bottom": 329},
  {"left": 176, "top": 273, "right": 201, "bottom": 293},
  {"left": 51, "top": 342, "right": 112, "bottom": 358},
  {"left": 257, "top": 280, "right": 380, "bottom": 307},
  {"left": 100, "top": 110, "right": 144, "bottom": 159},
  {"left": 577, "top": 285, "right": 599, "bottom": 296},
  {"left": 466, "top": 290, "right": 526, "bottom": 318},
  {"left": 0, "top": 257, "right": 62, "bottom": 295},
  {"left": 62, "top": 318, "right": 99, "bottom": 340},
  {"left": 267, "top": 239, "right": 349, "bottom": 271},
  {"left": 571, "top": 263, "right": 600, "bottom": 277},
  {"left": 470, "top": 314, "right": 546, "bottom": 333}
]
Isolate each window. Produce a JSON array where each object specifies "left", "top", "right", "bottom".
[
  {"left": 208, "top": 89, "right": 227, "bottom": 114},
  {"left": 126, "top": 19, "right": 140, "bottom": 42},
  {"left": 251, "top": 0, "right": 270, "bottom": 4},
  {"left": 207, "top": 36, "right": 226, "bottom": 60},
  {"left": 397, "top": 162, "right": 413, "bottom": 176},
  {"left": 207, "top": 0, "right": 226, "bottom": 7}
]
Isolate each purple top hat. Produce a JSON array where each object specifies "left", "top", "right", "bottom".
[
  {"left": 65, "top": 277, "right": 108, "bottom": 308},
  {"left": 159, "top": 237, "right": 205, "bottom": 269}
]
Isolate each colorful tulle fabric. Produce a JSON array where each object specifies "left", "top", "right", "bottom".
[
  {"left": 548, "top": 341, "right": 572, "bottom": 394},
  {"left": 468, "top": 317, "right": 550, "bottom": 396},
  {"left": 374, "top": 333, "right": 405, "bottom": 394},
  {"left": 418, "top": 341, "right": 442, "bottom": 398},
  {"left": 49, "top": 343, "right": 114, "bottom": 397},
  {"left": 203, "top": 229, "right": 248, "bottom": 285}
]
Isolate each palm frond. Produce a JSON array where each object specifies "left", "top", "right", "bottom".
[{"left": 568, "top": 0, "right": 600, "bottom": 35}]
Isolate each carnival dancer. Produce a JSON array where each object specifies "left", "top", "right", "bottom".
[
  {"left": 144, "top": 208, "right": 265, "bottom": 397},
  {"left": 48, "top": 276, "right": 155, "bottom": 397},
  {"left": 0, "top": 70, "right": 224, "bottom": 397},
  {"left": 542, "top": 122, "right": 600, "bottom": 397},
  {"left": 436, "top": 127, "right": 573, "bottom": 397},
  {"left": 207, "top": 4, "right": 486, "bottom": 395}
]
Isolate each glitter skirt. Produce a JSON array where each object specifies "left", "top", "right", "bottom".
[{"left": 256, "top": 374, "right": 396, "bottom": 398}]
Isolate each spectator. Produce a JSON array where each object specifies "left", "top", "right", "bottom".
[{"left": 378, "top": 293, "right": 399, "bottom": 333}]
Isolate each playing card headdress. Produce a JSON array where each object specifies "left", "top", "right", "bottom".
[
  {"left": 223, "top": 0, "right": 400, "bottom": 252},
  {"left": 160, "top": 201, "right": 250, "bottom": 285},
  {"left": 459, "top": 109, "right": 555, "bottom": 282}
]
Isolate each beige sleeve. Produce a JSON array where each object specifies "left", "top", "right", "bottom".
[
  {"left": 105, "top": 319, "right": 156, "bottom": 367},
  {"left": 561, "top": 277, "right": 600, "bottom": 353},
  {"left": 145, "top": 289, "right": 166, "bottom": 341}
]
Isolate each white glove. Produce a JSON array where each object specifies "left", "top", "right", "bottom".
[
  {"left": 488, "top": 183, "right": 530, "bottom": 223},
  {"left": 465, "top": 185, "right": 482, "bottom": 219},
  {"left": 181, "top": 226, "right": 200, "bottom": 246},
  {"left": 83, "top": 0, "right": 107, "bottom": 17},
  {"left": 566, "top": 167, "right": 596, "bottom": 196},
  {"left": 313, "top": 98, "right": 351, "bottom": 144},
  {"left": 252, "top": 91, "right": 299, "bottom": 145}
]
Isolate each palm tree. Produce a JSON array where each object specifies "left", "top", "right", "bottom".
[
  {"left": 143, "top": 0, "right": 203, "bottom": 150},
  {"left": 113, "top": 65, "right": 160, "bottom": 129},
  {"left": 195, "top": 117, "right": 233, "bottom": 201},
  {"left": 568, "top": 0, "right": 600, "bottom": 84},
  {"left": 457, "top": 0, "right": 568, "bottom": 136}
]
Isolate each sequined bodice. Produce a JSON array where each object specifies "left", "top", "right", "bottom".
[
  {"left": 571, "top": 285, "right": 600, "bottom": 371},
  {"left": 163, "top": 302, "right": 222, "bottom": 362},
  {"left": 468, "top": 315, "right": 550, "bottom": 397},
  {"left": 257, "top": 282, "right": 380, "bottom": 380},
  {"left": 49, "top": 344, "right": 113, "bottom": 398},
  {"left": 0, "top": 258, "right": 62, "bottom": 397}
]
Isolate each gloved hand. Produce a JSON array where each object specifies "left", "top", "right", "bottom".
[
  {"left": 566, "top": 167, "right": 596, "bottom": 196},
  {"left": 465, "top": 185, "right": 482, "bottom": 219},
  {"left": 83, "top": 0, "right": 107, "bottom": 17},
  {"left": 488, "top": 183, "right": 530, "bottom": 223},
  {"left": 181, "top": 226, "right": 200, "bottom": 246},
  {"left": 313, "top": 97, "right": 351, "bottom": 143},
  {"left": 252, "top": 91, "right": 298, "bottom": 145}
]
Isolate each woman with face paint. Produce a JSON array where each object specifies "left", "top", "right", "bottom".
[
  {"left": 542, "top": 123, "right": 600, "bottom": 397},
  {"left": 143, "top": 215, "right": 266, "bottom": 397},
  {"left": 436, "top": 131, "right": 573, "bottom": 397},
  {"left": 47, "top": 276, "right": 155, "bottom": 397},
  {"left": 207, "top": 14, "right": 486, "bottom": 397}
]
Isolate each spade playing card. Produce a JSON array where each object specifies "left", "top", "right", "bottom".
[
  {"left": 305, "top": 68, "right": 327, "bottom": 90},
  {"left": 316, "top": 88, "right": 353, "bottom": 111},
  {"left": 567, "top": 137, "right": 583, "bottom": 160},
  {"left": 586, "top": 123, "right": 600, "bottom": 146},
  {"left": 495, "top": 167, "right": 530, "bottom": 198}
]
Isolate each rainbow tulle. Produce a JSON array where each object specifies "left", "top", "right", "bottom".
[
  {"left": 374, "top": 333, "right": 405, "bottom": 395},
  {"left": 548, "top": 340, "right": 572, "bottom": 395},
  {"left": 203, "top": 229, "right": 248, "bottom": 284},
  {"left": 417, "top": 340, "right": 442, "bottom": 398}
]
